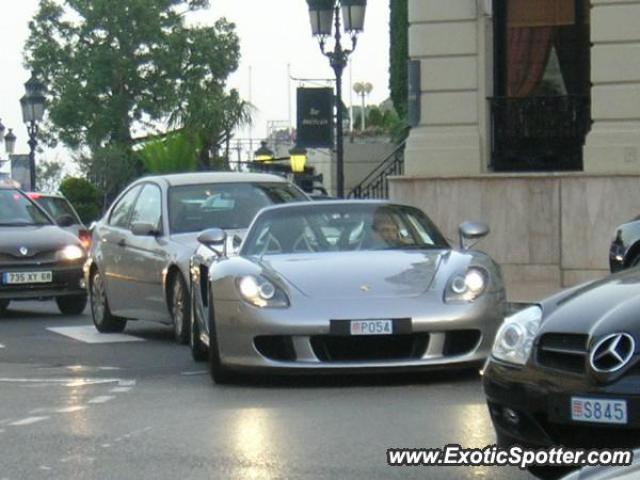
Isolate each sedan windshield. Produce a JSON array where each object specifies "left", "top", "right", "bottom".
[
  {"left": 168, "top": 182, "right": 307, "bottom": 234},
  {"left": 242, "top": 203, "right": 449, "bottom": 256},
  {"left": 0, "top": 190, "right": 51, "bottom": 226}
]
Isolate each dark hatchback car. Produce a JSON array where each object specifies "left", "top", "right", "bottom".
[
  {"left": 484, "top": 269, "right": 640, "bottom": 460},
  {"left": 609, "top": 217, "right": 640, "bottom": 272},
  {"left": 0, "top": 186, "right": 87, "bottom": 315}
]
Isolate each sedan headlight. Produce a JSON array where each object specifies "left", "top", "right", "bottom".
[
  {"left": 445, "top": 267, "right": 488, "bottom": 303},
  {"left": 236, "top": 275, "right": 289, "bottom": 308},
  {"left": 57, "top": 245, "right": 86, "bottom": 261},
  {"left": 492, "top": 305, "right": 543, "bottom": 365}
]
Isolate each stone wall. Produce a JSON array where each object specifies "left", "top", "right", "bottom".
[{"left": 389, "top": 173, "right": 640, "bottom": 291}]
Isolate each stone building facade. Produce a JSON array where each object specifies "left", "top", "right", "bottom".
[{"left": 391, "top": 0, "right": 640, "bottom": 293}]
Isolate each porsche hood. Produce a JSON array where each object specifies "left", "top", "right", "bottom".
[{"left": 257, "top": 250, "right": 447, "bottom": 299}]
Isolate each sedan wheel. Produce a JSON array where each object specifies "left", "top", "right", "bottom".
[
  {"left": 56, "top": 295, "right": 88, "bottom": 315},
  {"left": 91, "top": 270, "right": 127, "bottom": 333},
  {"left": 171, "top": 274, "right": 190, "bottom": 345},
  {"left": 190, "top": 286, "right": 207, "bottom": 362},
  {"left": 208, "top": 293, "right": 233, "bottom": 384}
]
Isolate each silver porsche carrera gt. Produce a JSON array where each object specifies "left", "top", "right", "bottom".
[{"left": 189, "top": 200, "right": 506, "bottom": 383}]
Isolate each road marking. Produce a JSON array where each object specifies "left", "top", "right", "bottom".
[
  {"left": 110, "top": 387, "right": 131, "bottom": 393},
  {"left": 56, "top": 406, "right": 87, "bottom": 413},
  {"left": 10, "top": 416, "right": 49, "bottom": 426},
  {"left": 0, "top": 343, "right": 5, "bottom": 349},
  {"left": 0, "top": 377, "right": 134, "bottom": 387},
  {"left": 181, "top": 370, "right": 207, "bottom": 376},
  {"left": 47, "top": 326, "right": 144, "bottom": 343},
  {"left": 88, "top": 395, "right": 115, "bottom": 404},
  {"left": 39, "top": 466, "right": 52, "bottom": 471},
  {"left": 101, "top": 443, "right": 111, "bottom": 448}
]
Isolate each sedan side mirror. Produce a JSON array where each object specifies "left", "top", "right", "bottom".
[
  {"left": 56, "top": 214, "right": 76, "bottom": 228},
  {"left": 198, "top": 228, "right": 227, "bottom": 256},
  {"left": 131, "top": 222, "right": 161, "bottom": 237},
  {"left": 458, "top": 221, "right": 489, "bottom": 249}
]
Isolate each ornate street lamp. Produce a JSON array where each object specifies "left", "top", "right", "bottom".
[
  {"left": 254, "top": 141, "right": 275, "bottom": 163},
  {"left": 20, "top": 72, "right": 46, "bottom": 191},
  {"left": 306, "top": 0, "right": 367, "bottom": 198},
  {"left": 289, "top": 145, "right": 308, "bottom": 173}
]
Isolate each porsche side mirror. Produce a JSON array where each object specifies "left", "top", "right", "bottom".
[
  {"left": 458, "top": 221, "right": 489, "bottom": 249},
  {"left": 198, "top": 228, "right": 227, "bottom": 256},
  {"left": 131, "top": 222, "right": 161, "bottom": 237},
  {"left": 56, "top": 214, "right": 76, "bottom": 228}
]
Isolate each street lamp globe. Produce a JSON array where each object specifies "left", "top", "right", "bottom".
[
  {"left": 289, "top": 145, "right": 308, "bottom": 173},
  {"left": 254, "top": 141, "right": 275, "bottom": 163},
  {"left": 341, "top": 0, "right": 367, "bottom": 32},
  {"left": 4, "top": 129, "right": 16, "bottom": 155},
  {"left": 20, "top": 73, "right": 47, "bottom": 124},
  {"left": 306, "top": 0, "right": 335, "bottom": 37}
]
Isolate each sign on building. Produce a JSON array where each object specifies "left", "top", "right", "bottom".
[{"left": 296, "top": 87, "right": 334, "bottom": 148}]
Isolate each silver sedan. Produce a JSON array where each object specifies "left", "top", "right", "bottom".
[
  {"left": 84, "top": 172, "right": 308, "bottom": 342},
  {"left": 189, "top": 200, "right": 506, "bottom": 383}
]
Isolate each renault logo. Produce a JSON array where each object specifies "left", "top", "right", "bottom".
[
  {"left": 360, "top": 284, "right": 370, "bottom": 293},
  {"left": 19, "top": 247, "right": 29, "bottom": 256},
  {"left": 589, "top": 333, "right": 635, "bottom": 373}
]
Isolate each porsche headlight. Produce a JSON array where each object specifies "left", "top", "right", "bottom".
[
  {"left": 57, "top": 245, "right": 86, "bottom": 261},
  {"left": 236, "top": 275, "right": 288, "bottom": 308},
  {"left": 445, "top": 267, "right": 488, "bottom": 303},
  {"left": 492, "top": 305, "right": 543, "bottom": 365}
]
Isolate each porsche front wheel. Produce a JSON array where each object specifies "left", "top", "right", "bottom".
[
  {"left": 207, "top": 292, "right": 233, "bottom": 384},
  {"left": 190, "top": 285, "right": 207, "bottom": 362}
]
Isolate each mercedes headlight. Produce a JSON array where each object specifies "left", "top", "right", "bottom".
[
  {"left": 57, "top": 245, "right": 86, "bottom": 261},
  {"left": 445, "top": 267, "right": 488, "bottom": 303},
  {"left": 492, "top": 305, "right": 543, "bottom": 365},
  {"left": 236, "top": 275, "right": 289, "bottom": 308}
]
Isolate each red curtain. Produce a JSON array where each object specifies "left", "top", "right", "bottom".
[{"left": 507, "top": 27, "right": 554, "bottom": 97}]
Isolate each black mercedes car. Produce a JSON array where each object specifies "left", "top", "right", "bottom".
[
  {"left": 609, "top": 217, "right": 640, "bottom": 272},
  {"left": 0, "top": 186, "right": 87, "bottom": 315},
  {"left": 484, "top": 269, "right": 640, "bottom": 457}
]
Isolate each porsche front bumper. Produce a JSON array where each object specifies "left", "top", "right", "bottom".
[{"left": 213, "top": 292, "right": 505, "bottom": 372}]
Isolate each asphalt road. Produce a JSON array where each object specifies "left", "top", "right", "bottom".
[{"left": 0, "top": 301, "right": 535, "bottom": 480}]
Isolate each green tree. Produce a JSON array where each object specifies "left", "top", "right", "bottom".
[
  {"left": 138, "top": 131, "right": 201, "bottom": 174},
  {"left": 389, "top": 0, "right": 408, "bottom": 119},
  {"left": 25, "top": 0, "right": 244, "bottom": 190},
  {"left": 59, "top": 177, "right": 101, "bottom": 224},
  {"left": 36, "top": 159, "right": 64, "bottom": 193}
]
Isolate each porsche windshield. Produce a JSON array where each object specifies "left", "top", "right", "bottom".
[
  {"left": 0, "top": 190, "right": 51, "bottom": 226},
  {"left": 168, "top": 182, "right": 307, "bottom": 234},
  {"left": 242, "top": 203, "right": 449, "bottom": 256}
]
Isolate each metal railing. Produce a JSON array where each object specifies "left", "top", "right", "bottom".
[
  {"left": 347, "top": 142, "right": 405, "bottom": 199},
  {"left": 490, "top": 95, "right": 591, "bottom": 171}
]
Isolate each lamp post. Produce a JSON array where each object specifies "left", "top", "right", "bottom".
[
  {"left": 20, "top": 72, "right": 46, "bottom": 191},
  {"left": 353, "top": 81, "right": 372, "bottom": 131},
  {"left": 306, "top": 0, "right": 367, "bottom": 198}
]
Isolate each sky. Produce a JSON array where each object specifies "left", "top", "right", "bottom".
[{"left": 0, "top": 0, "right": 390, "bottom": 162}]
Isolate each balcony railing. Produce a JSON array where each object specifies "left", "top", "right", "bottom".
[
  {"left": 348, "top": 142, "right": 405, "bottom": 199},
  {"left": 490, "top": 95, "right": 591, "bottom": 171}
]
